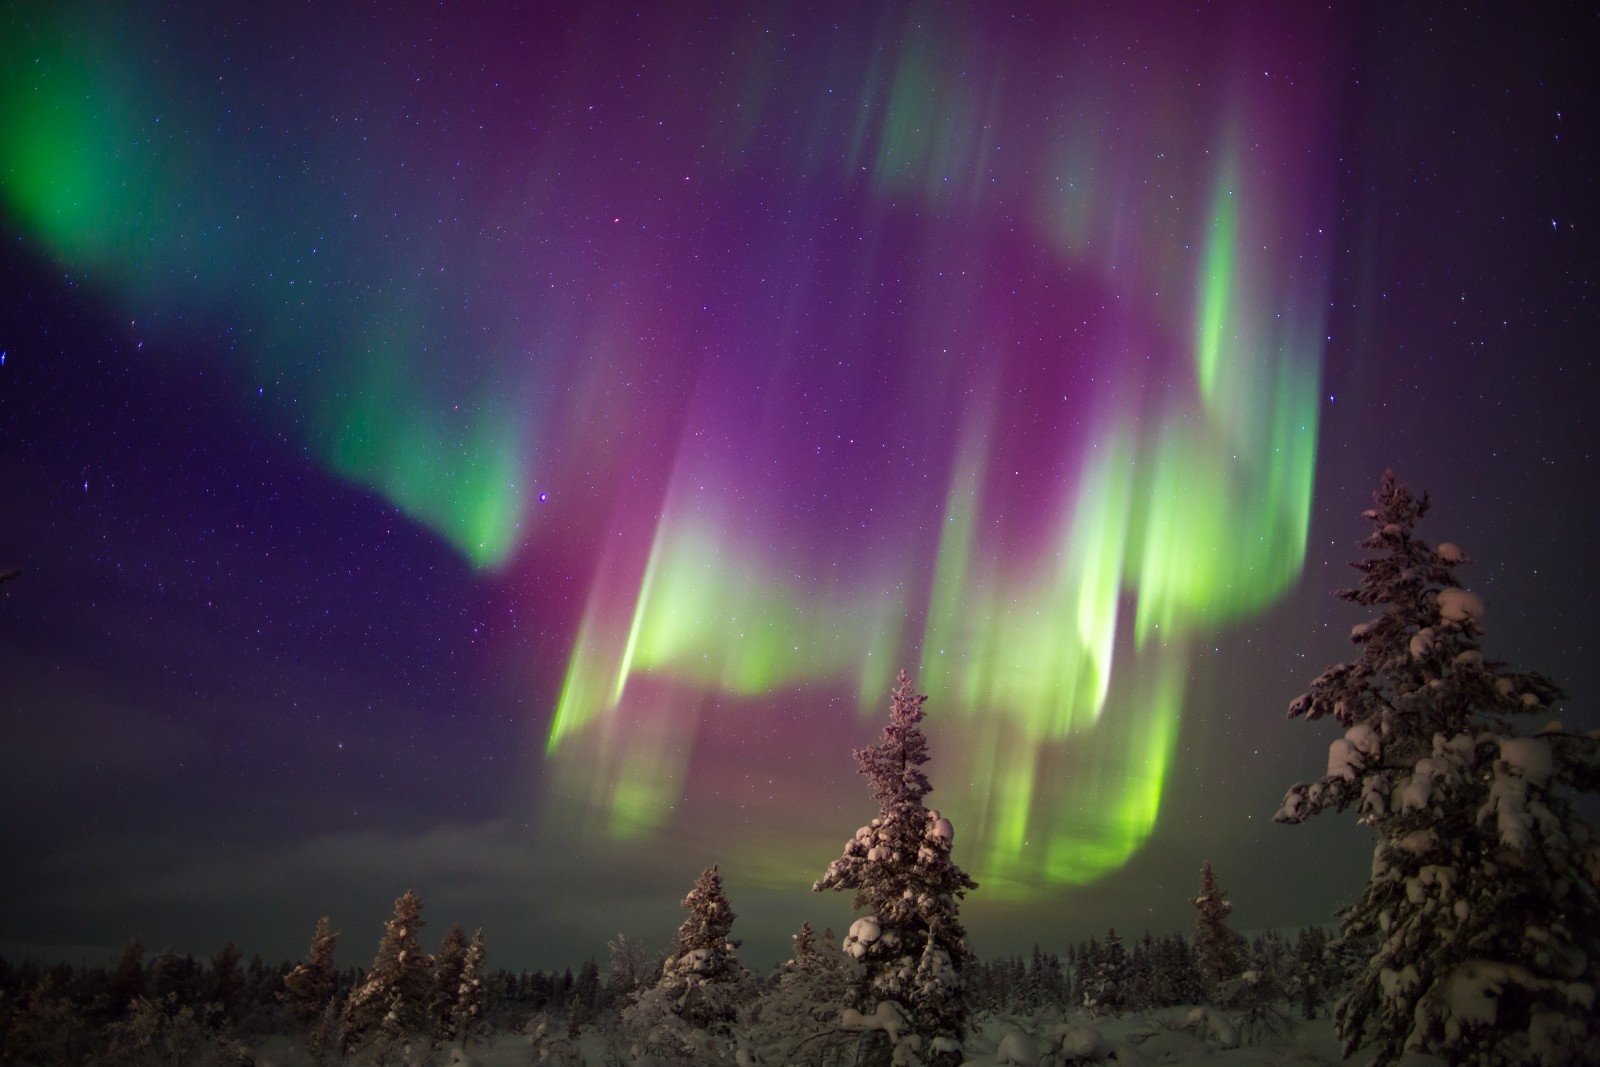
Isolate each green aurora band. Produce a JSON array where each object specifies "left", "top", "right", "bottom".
[
  {"left": 2, "top": 4, "right": 1329, "bottom": 898},
  {"left": 544, "top": 9, "right": 1327, "bottom": 893},
  {"left": 0, "top": 13, "right": 533, "bottom": 569},
  {"left": 546, "top": 147, "right": 1323, "bottom": 895}
]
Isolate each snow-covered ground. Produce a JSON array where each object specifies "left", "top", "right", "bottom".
[{"left": 246, "top": 1005, "right": 1354, "bottom": 1066}]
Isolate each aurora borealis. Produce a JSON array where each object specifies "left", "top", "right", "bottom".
[{"left": 2, "top": 4, "right": 1596, "bottom": 969}]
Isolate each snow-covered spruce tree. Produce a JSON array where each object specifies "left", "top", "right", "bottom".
[
  {"left": 750, "top": 921, "right": 855, "bottom": 1064},
  {"left": 146, "top": 947, "right": 193, "bottom": 1005},
  {"left": 1292, "top": 926, "right": 1330, "bottom": 1020},
  {"left": 207, "top": 941, "right": 246, "bottom": 1027},
  {"left": 570, "top": 957, "right": 603, "bottom": 1026},
  {"left": 1193, "top": 859, "right": 1247, "bottom": 1002},
  {"left": 606, "top": 932, "right": 649, "bottom": 1007},
  {"left": 1127, "top": 935, "right": 1156, "bottom": 1012},
  {"left": 340, "top": 889, "right": 434, "bottom": 1053},
  {"left": 1146, "top": 933, "right": 1201, "bottom": 1008},
  {"left": 428, "top": 922, "right": 466, "bottom": 1039},
  {"left": 1275, "top": 471, "right": 1600, "bottom": 1066},
  {"left": 621, "top": 865, "right": 757, "bottom": 1063},
  {"left": 93, "top": 938, "right": 146, "bottom": 1022},
  {"left": 106, "top": 992, "right": 218, "bottom": 1065},
  {"left": 281, "top": 916, "right": 339, "bottom": 1030},
  {"left": 1081, "top": 929, "right": 1129, "bottom": 1016},
  {"left": 815, "top": 669, "right": 979, "bottom": 1066},
  {"left": 3, "top": 974, "right": 92, "bottom": 1064},
  {"left": 450, "top": 929, "right": 487, "bottom": 1044}
]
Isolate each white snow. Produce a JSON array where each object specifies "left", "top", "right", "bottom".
[
  {"left": 1396, "top": 758, "right": 1440, "bottom": 814},
  {"left": 1328, "top": 723, "right": 1379, "bottom": 780},
  {"left": 1497, "top": 737, "right": 1553, "bottom": 783},
  {"left": 215, "top": 1000, "right": 1369, "bottom": 1067},
  {"left": 1442, "top": 960, "right": 1527, "bottom": 1038},
  {"left": 1327, "top": 738, "right": 1362, "bottom": 780},
  {"left": 1394, "top": 828, "right": 1437, "bottom": 854},
  {"left": 1379, "top": 964, "right": 1420, "bottom": 1000},
  {"left": 839, "top": 999, "right": 908, "bottom": 1043},
  {"left": 1436, "top": 542, "right": 1464, "bottom": 563},
  {"left": 844, "top": 916, "right": 882, "bottom": 958},
  {"left": 993, "top": 1030, "right": 1039, "bottom": 1065},
  {"left": 1436, "top": 587, "right": 1485, "bottom": 626}
]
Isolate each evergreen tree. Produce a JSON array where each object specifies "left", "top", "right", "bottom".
[
  {"left": 207, "top": 941, "right": 245, "bottom": 1026},
  {"left": 429, "top": 922, "right": 467, "bottom": 1039},
  {"left": 1193, "top": 860, "right": 1246, "bottom": 1000},
  {"left": 1038, "top": 949, "right": 1066, "bottom": 1011},
  {"left": 1126, "top": 934, "right": 1155, "bottom": 1012},
  {"left": 1152, "top": 933, "right": 1202, "bottom": 1007},
  {"left": 307, "top": 999, "right": 344, "bottom": 1067},
  {"left": 1292, "top": 926, "right": 1330, "bottom": 1020},
  {"left": 147, "top": 948, "right": 196, "bottom": 1006},
  {"left": 3, "top": 974, "right": 91, "bottom": 1064},
  {"left": 622, "top": 865, "right": 756, "bottom": 1063},
  {"left": 1064, "top": 943, "right": 1081, "bottom": 1006},
  {"left": 676, "top": 865, "right": 738, "bottom": 963},
  {"left": 450, "top": 929, "right": 488, "bottom": 1044},
  {"left": 1276, "top": 472, "right": 1600, "bottom": 1066},
  {"left": 281, "top": 915, "right": 340, "bottom": 1030},
  {"left": 750, "top": 921, "right": 855, "bottom": 1065},
  {"left": 99, "top": 938, "right": 147, "bottom": 1020},
  {"left": 106, "top": 992, "right": 216, "bottom": 1064},
  {"left": 242, "top": 954, "right": 282, "bottom": 1034},
  {"left": 1081, "top": 929, "right": 1129, "bottom": 1015},
  {"left": 340, "top": 889, "right": 434, "bottom": 1052},
  {"left": 794, "top": 920, "right": 817, "bottom": 960},
  {"left": 815, "top": 669, "right": 978, "bottom": 1066},
  {"left": 571, "top": 958, "right": 602, "bottom": 1027},
  {"left": 606, "top": 932, "right": 648, "bottom": 1005}
]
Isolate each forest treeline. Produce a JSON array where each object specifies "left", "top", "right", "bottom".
[{"left": 0, "top": 890, "right": 1349, "bottom": 1064}]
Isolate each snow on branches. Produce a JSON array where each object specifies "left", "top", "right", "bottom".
[
  {"left": 1275, "top": 471, "right": 1600, "bottom": 1066},
  {"left": 815, "top": 669, "right": 977, "bottom": 1066}
]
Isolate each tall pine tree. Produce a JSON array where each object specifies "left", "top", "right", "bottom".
[
  {"left": 281, "top": 916, "right": 339, "bottom": 1030},
  {"left": 340, "top": 889, "right": 433, "bottom": 1052},
  {"left": 450, "top": 929, "right": 487, "bottom": 1044},
  {"left": 749, "top": 921, "right": 854, "bottom": 1064},
  {"left": 207, "top": 941, "right": 245, "bottom": 1027},
  {"left": 621, "top": 865, "right": 755, "bottom": 1063},
  {"left": 1081, "top": 929, "right": 1129, "bottom": 1015},
  {"left": 1193, "top": 859, "right": 1246, "bottom": 1001},
  {"left": 815, "top": 669, "right": 978, "bottom": 1066},
  {"left": 429, "top": 922, "right": 467, "bottom": 1039},
  {"left": 1276, "top": 472, "right": 1600, "bottom": 1065}
]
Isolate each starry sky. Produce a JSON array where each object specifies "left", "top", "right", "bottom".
[{"left": 1, "top": 2, "right": 1596, "bottom": 972}]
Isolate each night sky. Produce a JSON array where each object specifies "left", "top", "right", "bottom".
[{"left": 2, "top": 3, "right": 1596, "bottom": 973}]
